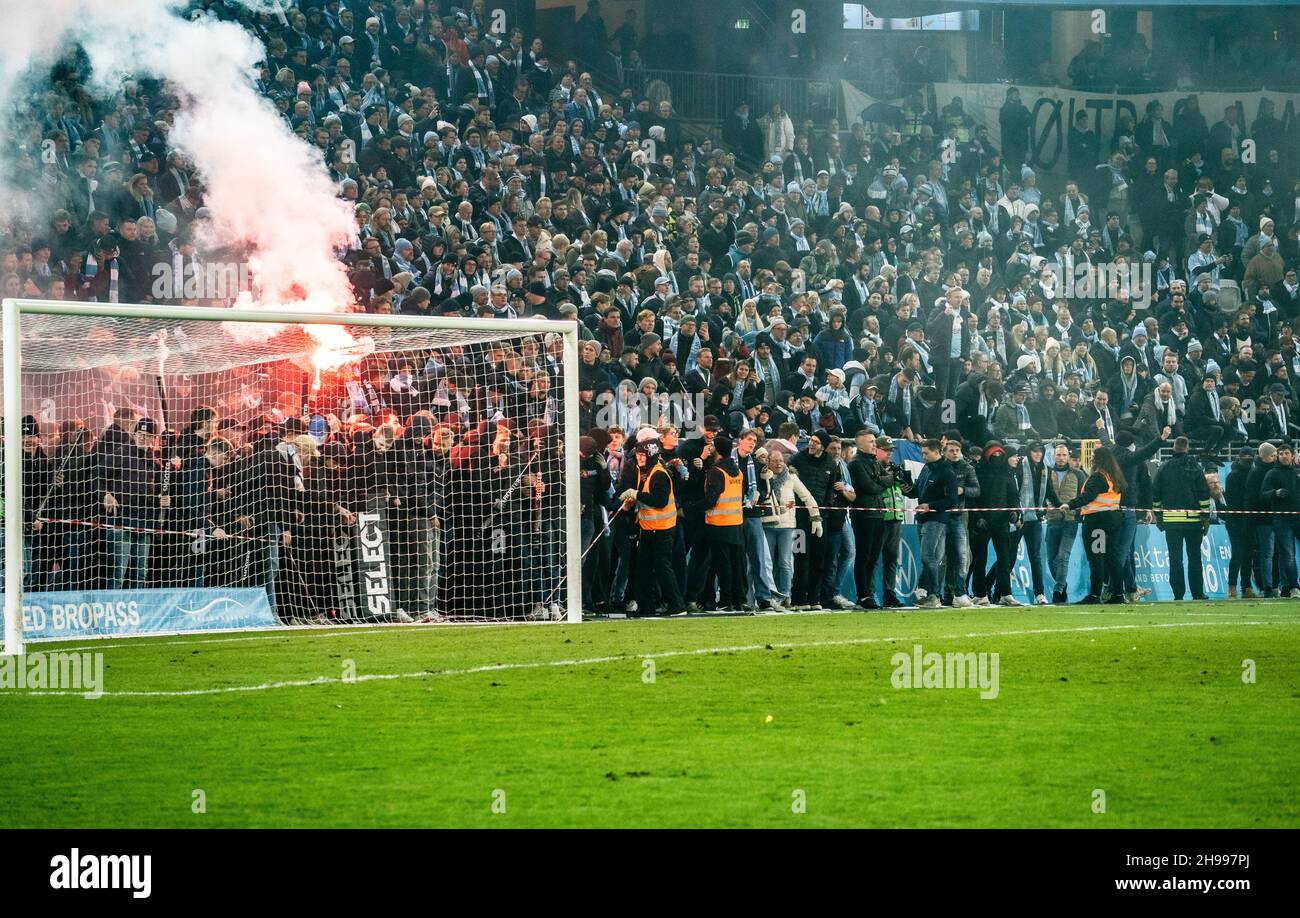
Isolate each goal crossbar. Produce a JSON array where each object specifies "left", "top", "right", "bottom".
[{"left": 1, "top": 298, "right": 584, "bottom": 653}]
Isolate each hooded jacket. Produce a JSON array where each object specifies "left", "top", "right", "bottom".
[{"left": 974, "top": 454, "right": 1021, "bottom": 532}]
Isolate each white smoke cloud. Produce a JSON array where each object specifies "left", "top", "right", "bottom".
[{"left": 0, "top": 0, "right": 357, "bottom": 312}]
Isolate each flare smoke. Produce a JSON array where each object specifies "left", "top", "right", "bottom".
[{"left": 0, "top": 0, "right": 356, "bottom": 313}]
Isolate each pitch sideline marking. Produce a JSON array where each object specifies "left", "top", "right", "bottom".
[
  {"left": 4, "top": 619, "right": 1289, "bottom": 698},
  {"left": 41, "top": 602, "right": 1295, "bottom": 654}
]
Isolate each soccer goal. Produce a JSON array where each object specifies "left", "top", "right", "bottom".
[{"left": 2, "top": 299, "right": 582, "bottom": 653}]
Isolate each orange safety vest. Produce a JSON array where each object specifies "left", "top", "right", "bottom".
[
  {"left": 636, "top": 464, "right": 677, "bottom": 530},
  {"left": 1080, "top": 471, "right": 1121, "bottom": 515},
  {"left": 704, "top": 468, "right": 744, "bottom": 526}
]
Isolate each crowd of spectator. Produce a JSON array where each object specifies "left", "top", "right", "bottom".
[{"left": 2, "top": 0, "right": 1300, "bottom": 618}]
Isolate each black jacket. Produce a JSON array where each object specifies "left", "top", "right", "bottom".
[
  {"left": 847, "top": 452, "right": 896, "bottom": 516},
  {"left": 50, "top": 439, "right": 98, "bottom": 524},
  {"left": 954, "top": 377, "right": 996, "bottom": 444},
  {"left": 247, "top": 441, "right": 302, "bottom": 531},
  {"left": 1224, "top": 458, "right": 1254, "bottom": 526},
  {"left": 1117, "top": 436, "right": 1164, "bottom": 508},
  {"left": 22, "top": 448, "right": 55, "bottom": 527},
  {"left": 1152, "top": 452, "right": 1211, "bottom": 518},
  {"left": 209, "top": 451, "right": 256, "bottom": 534},
  {"left": 94, "top": 424, "right": 160, "bottom": 522},
  {"left": 582, "top": 452, "right": 611, "bottom": 514},
  {"left": 925, "top": 307, "right": 972, "bottom": 365},
  {"left": 674, "top": 435, "right": 716, "bottom": 508},
  {"left": 789, "top": 447, "right": 839, "bottom": 511},
  {"left": 1260, "top": 463, "right": 1300, "bottom": 517},
  {"left": 1258, "top": 396, "right": 1299, "bottom": 440},
  {"left": 1244, "top": 458, "right": 1277, "bottom": 512},
  {"left": 1107, "top": 371, "right": 1152, "bottom": 419},
  {"left": 951, "top": 455, "right": 981, "bottom": 508},
  {"left": 905, "top": 457, "right": 958, "bottom": 524},
  {"left": 974, "top": 459, "right": 1021, "bottom": 532},
  {"left": 1184, "top": 386, "right": 1226, "bottom": 433},
  {"left": 170, "top": 431, "right": 210, "bottom": 532}
]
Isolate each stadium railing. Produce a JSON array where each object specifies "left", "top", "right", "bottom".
[{"left": 628, "top": 68, "right": 843, "bottom": 126}]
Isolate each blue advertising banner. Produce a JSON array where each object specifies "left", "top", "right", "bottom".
[
  {"left": 6, "top": 588, "right": 279, "bottom": 642},
  {"left": 1004, "top": 522, "right": 1234, "bottom": 603},
  {"left": 848, "top": 522, "right": 1297, "bottom": 604}
]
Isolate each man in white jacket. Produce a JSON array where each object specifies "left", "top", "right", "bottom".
[{"left": 760, "top": 103, "right": 794, "bottom": 162}]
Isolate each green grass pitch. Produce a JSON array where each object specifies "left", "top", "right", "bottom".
[{"left": 2, "top": 601, "right": 1298, "bottom": 827}]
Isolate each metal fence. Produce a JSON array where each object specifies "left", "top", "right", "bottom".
[
  {"left": 623, "top": 69, "right": 1299, "bottom": 129},
  {"left": 627, "top": 68, "right": 842, "bottom": 126}
]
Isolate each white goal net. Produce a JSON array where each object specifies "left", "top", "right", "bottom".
[{"left": 2, "top": 300, "right": 580, "bottom": 649}]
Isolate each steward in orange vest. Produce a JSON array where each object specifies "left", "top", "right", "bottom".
[
  {"left": 622, "top": 429, "right": 684, "bottom": 616},
  {"left": 686, "top": 434, "right": 749, "bottom": 612},
  {"left": 1066, "top": 447, "right": 1127, "bottom": 605}
]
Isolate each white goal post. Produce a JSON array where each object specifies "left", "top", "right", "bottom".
[{"left": 2, "top": 298, "right": 583, "bottom": 654}]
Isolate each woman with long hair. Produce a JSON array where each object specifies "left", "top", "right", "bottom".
[
  {"left": 1041, "top": 338, "right": 1067, "bottom": 387},
  {"left": 122, "top": 172, "right": 156, "bottom": 222},
  {"left": 1067, "top": 446, "right": 1127, "bottom": 604},
  {"left": 502, "top": 189, "right": 527, "bottom": 223},
  {"left": 428, "top": 166, "right": 450, "bottom": 200},
  {"left": 650, "top": 247, "right": 675, "bottom": 286},
  {"left": 723, "top": 360, "right": 761, "bottom": 408},
  {"left": 1065, "top": 339, "right": 1098, "bottom": 386},
  {"left": 564, "top": 185, "right": 589, "bottom": 222},
  {"left": 363, "top": 207, "right": 397, "bottom": 256},
  {"left": 734, "top": 298, "right": 766, "bottom": 338},
  {"left": 1007, "top": 324, "right": 1029, "bottom": 365}
]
